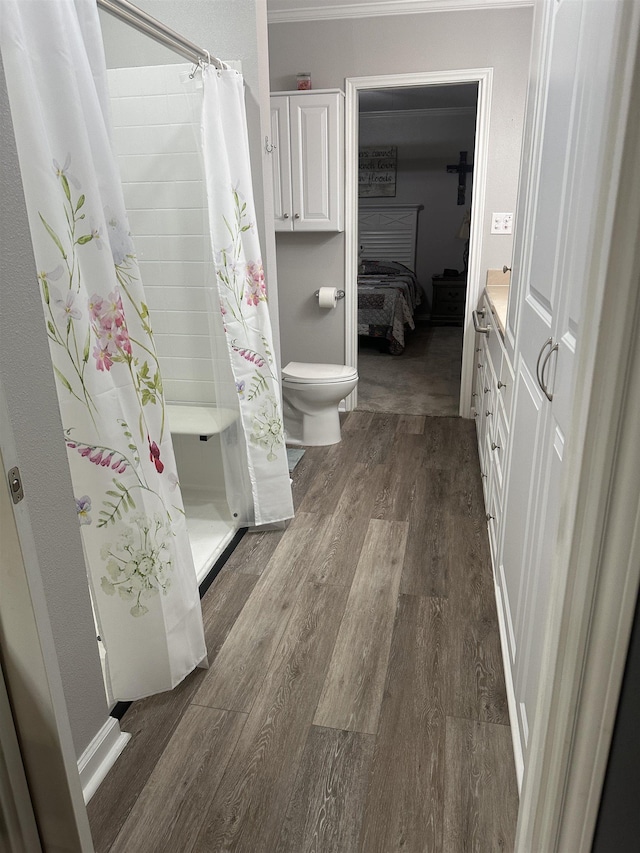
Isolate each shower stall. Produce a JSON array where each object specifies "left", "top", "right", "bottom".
[
  {"left": 104, "top": 58, "right": 242, "bottom": 582},
  {"left": 2, "top": 0, "right": 292, "bottom": 706}
]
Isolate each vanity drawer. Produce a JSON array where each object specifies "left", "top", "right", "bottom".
[
  {"left": 487, "top": 471, "right": 503, "bottom": 570},
  {"left": 491, "top": 400, "right": 508, "bottom": 493},
  {"left": 485, "top": 301, "right": 503, "bottom": 376},
  {"left": 497, "top": 353, "right": 515, "bottom": 424}
]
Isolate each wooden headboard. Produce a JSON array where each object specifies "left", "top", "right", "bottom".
[{"left": 358, "top": 204, "right": 423, "bottom": 272}]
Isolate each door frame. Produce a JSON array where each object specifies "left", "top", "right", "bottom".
[{"left": 343, "top": 67, "right": 493, "bottom": 414}]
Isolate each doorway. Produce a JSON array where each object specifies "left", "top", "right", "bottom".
[
  {"left": 356, "top": 83, "right": 477, "bottom": 416},
  {"left": 344, "top": 69, "right": 493, "bottom": 416}
]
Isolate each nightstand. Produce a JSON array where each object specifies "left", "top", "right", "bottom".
[{"left": 431, "top": 275, "right": 467, "bottom": 325}]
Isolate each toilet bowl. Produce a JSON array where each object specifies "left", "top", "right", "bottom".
[{"left": 281, "top": 361, "right": 358, "bottom": 446}]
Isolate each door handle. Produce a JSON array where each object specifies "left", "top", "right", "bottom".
[
  {"left": 473, "top": 310, "right": 490, "bottom": 335},
  {"left": 540, "top": 341, "right": 559, "bottom": 401},
  {"left": 536, "top": 337, "right": 553, "bottom": 394}
]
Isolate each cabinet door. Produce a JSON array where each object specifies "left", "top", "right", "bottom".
[
  {"left": 289, "top": 93, "right": 343, "bottom": 231},
  {"left": 269, "top": 96, "right": 293, "bottom": 232},
  {"left": 499, "top": 0, "right": 585, "bottom": 768},
  {"left": 498, "top": 0, "right": 624, "bottom": 774}
]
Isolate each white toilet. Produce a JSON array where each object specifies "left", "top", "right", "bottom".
[{"left": 281, "top": 361, "right": 358, "bottom": 446}]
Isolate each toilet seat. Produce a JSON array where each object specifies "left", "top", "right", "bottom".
[{"left": 282, "top": 361, "right": 358, "bottom": 385}]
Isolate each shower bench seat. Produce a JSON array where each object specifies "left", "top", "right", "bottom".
[{"left": 166, "top": 405, "right": 239, "bottom": 440}]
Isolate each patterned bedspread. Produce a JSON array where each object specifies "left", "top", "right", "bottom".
[{"left": 357, "top": 261, "right": 421, "bottom": 354}]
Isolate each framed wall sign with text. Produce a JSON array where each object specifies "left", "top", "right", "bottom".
[{"left": 359, "top": 146, "right": 397, "bottom": 197}]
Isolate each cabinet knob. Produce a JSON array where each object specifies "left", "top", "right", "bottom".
[
  {"left": 477, "top": 362, "right": 483, "bottom": 369},
  {"left": 294, "top": 213, "right": 300, "bottom": 219},
  {"left": 485, "top": 410, "right": 492, "bottom": 417},
  {"left": 486, "top": 512, "right": 495, "bottom": 521},
  {"left": 484, "top": 387, "right": 490, "bottom": 394},
  {"left": 491, "top": 442, "right": 500, "bottom": 451},
  {"left": 283, "top": 213, "right": 289, "bottom": 219},
  {"left": 475, "top": 347, "right": 481, "bottom": 353},
  {"left": 498, "top": 381, "right": 506, "bottom": 390}
]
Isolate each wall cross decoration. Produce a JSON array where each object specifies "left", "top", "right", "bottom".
[{"left": 446, "top": 150, "right": 474, "bottom": 205}]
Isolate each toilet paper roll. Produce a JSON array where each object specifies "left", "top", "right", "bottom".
[{"left": 318, "top": 286, "right": 338, "bottom": 308}]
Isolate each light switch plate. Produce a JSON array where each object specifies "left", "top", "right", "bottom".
[{"left": 491, "top": 212, "right": 513, "bottom": 234}]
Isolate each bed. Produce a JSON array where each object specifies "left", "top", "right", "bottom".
[{"left": 357, "top": 204, "right": 423, "bottom": 354}]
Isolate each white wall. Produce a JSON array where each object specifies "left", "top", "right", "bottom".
[
  {"left": 359, "top": 107, "right": 477, "bottom": 307},
  {"left": 269, "top": 6, "right": 533, "bottom": 364},
  {"left": 108, "top": 63, "right": 223, "bottom": 406},
  {"left": 99, "top": 0, "right": 282, "bottom": 361}
]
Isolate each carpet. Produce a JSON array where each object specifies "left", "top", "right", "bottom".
[{"left": 356, "top": 321, "right": 463, "bottom": 416}]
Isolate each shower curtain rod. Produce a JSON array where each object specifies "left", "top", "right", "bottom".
[{"left": 96, "top": 0, "right": 225, "bottom": 69}]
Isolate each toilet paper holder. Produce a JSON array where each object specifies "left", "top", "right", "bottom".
[{"left": 314, "top": 289, "right": 345, "bottom": 299}]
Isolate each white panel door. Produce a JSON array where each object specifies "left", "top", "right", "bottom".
[
  {"left": 516, "top": 0, "right": 582, "bottom": 379},
  {"left": 269, "top": 96, "right": 293, "bottom": 232},
  {"left": 289, "top": 93, "right": 342, "bottom": 231},
  {"left": 501, "top": 0, "right": 585, "bottom": 764},
  {"left": 500, "top": 360, "right": 545, "bottom": 673},
  {"left": 499, "top": 0, "right": 628, "bottom": 775}
]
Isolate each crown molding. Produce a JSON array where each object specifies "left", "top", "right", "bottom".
[
  {"left": 267, "top": 0, "right": 534, "bottom": 25},
  {"left": 360, "top": 106, "right": 476, "bottom": 120}
]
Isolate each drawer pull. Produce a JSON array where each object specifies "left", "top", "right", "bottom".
[
  {"left": 491, "top": 442, "right": 500, "bottom": 451},
  {"left": 473, "top": 310, "right": 490, "bottom": 335}
]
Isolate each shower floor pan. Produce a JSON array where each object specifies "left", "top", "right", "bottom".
[{"left": 180, "top": 486, "right": 238, "bottom": 584}]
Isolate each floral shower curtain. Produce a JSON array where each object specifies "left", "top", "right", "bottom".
[
  {"left": 0, "top": 0, "right": 206, "bottom": 700},
  {"left": 201, "top": 66, "right": 294, "bottom": 526}
]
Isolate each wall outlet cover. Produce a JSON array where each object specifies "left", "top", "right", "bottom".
[{"left": 491, "top": 212, "right": 513, "bottom": 234}]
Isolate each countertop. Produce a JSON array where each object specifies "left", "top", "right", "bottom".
[{"left": 485, "top": 268, "right": 510, "bottom": 337}]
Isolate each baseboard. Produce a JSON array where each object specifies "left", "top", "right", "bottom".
[
  {"left": 493, "top": 578, "right": 524, "bottom": 792},
  {"left": 78, "top": 716, "right": 131, "bottom": 803}
]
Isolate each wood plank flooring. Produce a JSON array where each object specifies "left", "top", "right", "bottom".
[{"left": 88, "top": 413, "right": 518, "bottom": 853}]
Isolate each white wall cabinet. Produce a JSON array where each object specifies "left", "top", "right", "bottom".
[{"left": 269, "top": 90, "right": 344, "bottom": 232}]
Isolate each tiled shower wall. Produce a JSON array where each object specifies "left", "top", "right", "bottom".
[{"left": 107, "top": 63, "right": 220, "bottom": 405}]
